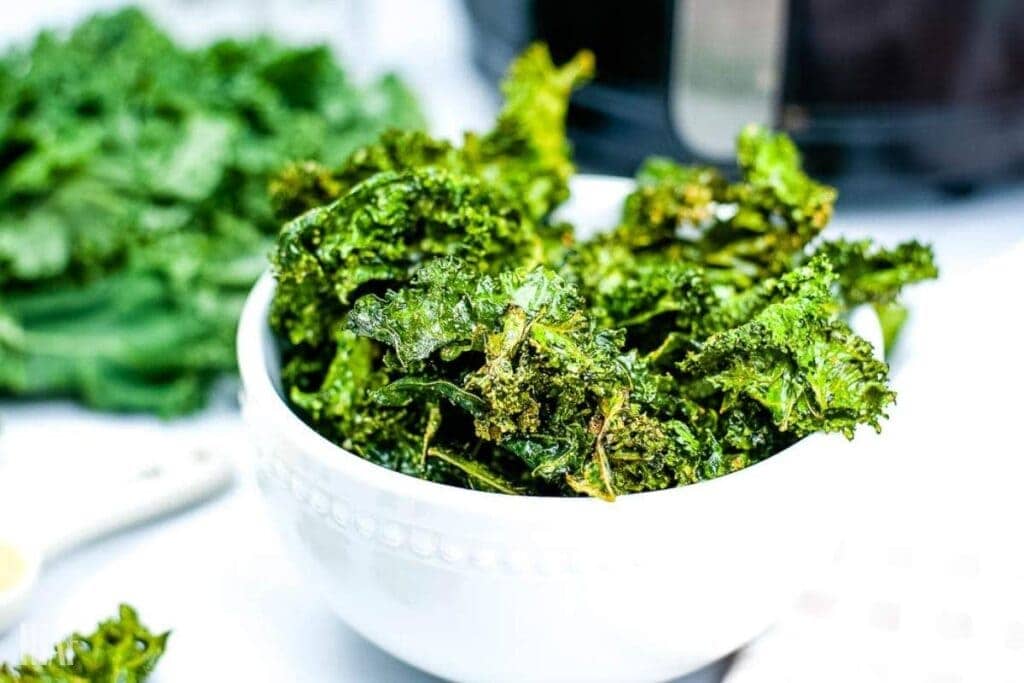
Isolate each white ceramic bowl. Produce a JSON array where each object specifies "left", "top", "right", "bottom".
[{"left": 237, "top": 176, "right": 861, "bottom": 683}]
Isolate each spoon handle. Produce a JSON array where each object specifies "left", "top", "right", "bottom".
[{"left": 40, "top": 447, "right": 233, "bottom": 563}]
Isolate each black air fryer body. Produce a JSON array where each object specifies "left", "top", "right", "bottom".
[{"left": 465, "top": 0, "right": 1024, "bottom": 194}]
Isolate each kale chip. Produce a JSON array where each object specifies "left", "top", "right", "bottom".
[{"left": 0, "top": 604, "right": 167, "bottom": 682}]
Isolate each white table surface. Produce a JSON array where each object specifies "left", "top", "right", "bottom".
[{"left": 2, "top": 2, "right": 1024, "bottom": 681}]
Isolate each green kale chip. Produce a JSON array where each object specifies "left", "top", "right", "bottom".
[
  {"left": 811, "top": 238, "right": 938, "bottom": 349},
  {"left": 676, "top": 258, "right": 894, "bottom": 439},
  {"left": 0, "top": 604, "right": 167, "bottom": 682},
  {"left": 612, "top": 125, "right": 836, "bottom": 288},
  {"left": 344, "top": 258, "right": 704, "bottom": 499},
  {"left": 0, "top": 8, "right": 423, "bottom": 414},
  {"left": 270, "top": 48, "right": 937, "bottom": 498},
  {"left": 269, "top": 44, "right": 594, "bottom": 223},
  {"left": 271, "top": 168, "right": 546, "bottom": 348}
]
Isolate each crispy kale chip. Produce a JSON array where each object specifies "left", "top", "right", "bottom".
[
  {"left": 271, "top": 169, "right": 545, "bottom": 348},
  {"left": 346, "top": 259, "right": 707, "bottom": 499},
  {"left": 270, "top": 48, "right": 936, "bottom": 498},
  {"left": 269, "top": 130, "right": 458, "bottom": 220},
  {"left": 565, "top": 239, "right": 716, "bottom": 344},
  {"left": 269, "top": 44, "right": 594, "bottom": 222},
  {"left": 811, "top": 239, "right": 938, "bottom": 349},
  {"left": 0, "top": 8, "right": 423, "bottom": 414},
  {"left": 462, "top": 44, "right": 595, "bottom": 220},
  {"left": 613, "top": 124, "right": 837, "bottom": 287},
  {"left": 677, "top": 258, "right": 894, "bottom": 440},
  {"left": 0, "top": 604, "right": 167, "bottom": 683}
]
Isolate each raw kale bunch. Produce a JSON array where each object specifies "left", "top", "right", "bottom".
[
  {"left": 0, "top": 604, "right": 167, "bottom": 682},
  {"left": 270, "top": 46, "right": 937, "bottom": 499},
  {"left": 0, "top": 8, "right": 422, "bottom": 415}
]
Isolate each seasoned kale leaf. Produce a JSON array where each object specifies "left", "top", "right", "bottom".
[
  {"left": 0, "top": 604, "right": 167, "bottom": 683},
  {"left": 270, "top": 47, "right": 937, "bottom": 499},
  {"left": 0, "top": 8, "right": 423, "bottom": 414}
]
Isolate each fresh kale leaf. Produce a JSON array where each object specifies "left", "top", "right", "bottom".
[{"left": 0, "top": 8, "right": 423, "bottom": 414}]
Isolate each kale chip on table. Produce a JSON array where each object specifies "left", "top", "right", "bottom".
[
  {"left": 270, "top": 45, "right": 937, "bottom": 499},
  {"left": 0, "top": 604, "right": 166, "bottom": 683},
  {"left": 0, "top": 8, "right": 423, "bottom": 415}
]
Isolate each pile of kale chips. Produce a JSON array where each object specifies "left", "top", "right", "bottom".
[
  {"left": 0, "top": 9, "right": 421, "bottom": 415},
  {"left": 270, "top": 47, "right": 937, "bottom": 500}
]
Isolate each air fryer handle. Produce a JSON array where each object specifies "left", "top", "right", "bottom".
[{"left": 668, "top": 0, "right": 790, "bottom": 161}]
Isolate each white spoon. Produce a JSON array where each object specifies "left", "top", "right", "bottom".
[{"left": 0, "top": 447, "right": 233, "bottom": 634}]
